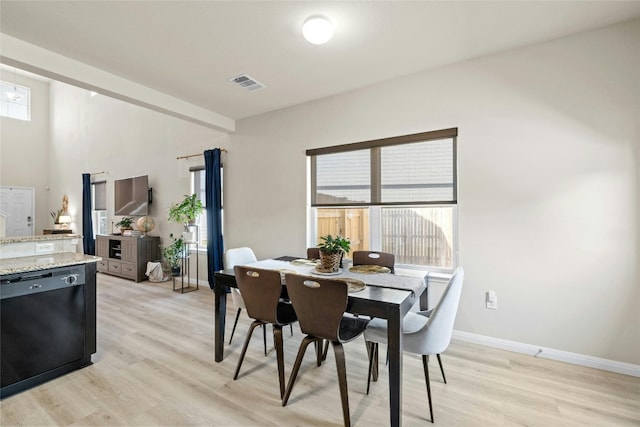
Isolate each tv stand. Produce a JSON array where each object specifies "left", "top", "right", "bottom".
[{"left": 96, "top": 235, "right": 160, "bottom": 282}]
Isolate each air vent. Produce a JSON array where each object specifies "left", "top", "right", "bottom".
[{"left": 229, "top": 74, "right": 265, "bottom": 91}]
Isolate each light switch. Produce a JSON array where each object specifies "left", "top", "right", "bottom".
[{"left": 486, "top": 291, "right": 497, "bottom": 310}]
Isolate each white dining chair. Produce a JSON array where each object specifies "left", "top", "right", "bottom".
[
  {"left": 224, "top": 247, "right": 266, "bottom": 353},
  {"left": 364, "top": 267, "right": 464, "bottom": 423}
]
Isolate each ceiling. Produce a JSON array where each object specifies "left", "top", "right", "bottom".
[{"left": 1, "top": 1, "right": 639, "bottom": 122}]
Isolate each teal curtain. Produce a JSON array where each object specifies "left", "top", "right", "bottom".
[{"left": 205, "top": 149, "right": 224, "bottom": 289}]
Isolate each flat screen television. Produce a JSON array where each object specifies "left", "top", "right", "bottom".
[{"left": 114, "top": 175, "right": 149, "bottom": 216}]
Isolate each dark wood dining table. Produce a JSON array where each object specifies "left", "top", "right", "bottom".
[{"left": 213, "top": 256, "right": 428, "bottom": 427}]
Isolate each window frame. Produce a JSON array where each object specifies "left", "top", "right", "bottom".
[
  {"left": 307, "top": 128, "right": 459, "bottom": 271},
  {"left": 0, "top": 80, "right": 31, "bottom": 121}
]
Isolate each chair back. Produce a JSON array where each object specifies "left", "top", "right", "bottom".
[
  {"left": 224, "top": 247, "right": 257, "bottom": 269},
  {"left": 306, "top": 247, "right": 320, "bottom": 260},
  {"left": 404, "top": 267, "right": 464, "bottom": 355},
  {"left": 352, "top": 251, "right": 395, "bottom": 273},
  {"left": 284, "top": 274, "right": 348, "bottom": 341},
  {"left": 234, "top": 266, "right": 284, "bottom": 324}
]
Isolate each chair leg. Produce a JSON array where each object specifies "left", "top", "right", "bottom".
[
  {"left": 373, "top": 342, "right": 379, "bottom": 381},
  {"left": 229, "top": 308, "right": 242, "bottom": 344},
  {"left": 282, "top": 336, "right": 317, "bottom": 407},
  {"left": 422, "top": 355, "right": 434, "bottom": 423},
  {"left": 436, "top": 354, "right": 447, "bottom": 384},
  {"left": 322, "top": 339, "right": 330, "bottom": 361},
  {"left": 233, "top": 320, "right": 262, "bottom": 380},
  {"left": 263, "top": 324, "right": 267, "bottom": 356},
  {"left": 332, "top": 341, "right": 351, "bottom": 427},
  {"left": 273, "top": 325, "right": 285, "bottom": 399}
]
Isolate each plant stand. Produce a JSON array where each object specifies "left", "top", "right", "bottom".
[{"left": 173, "top": 226, "right": 199, "bottom": 294}]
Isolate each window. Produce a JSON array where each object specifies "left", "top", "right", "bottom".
[
  {"left": 91, "top": 181, "right": 107, "bottom": 237},
  {"left": 191, "top": 166, "right": 223, "bottom": 247},
  {"left": 0, "top": 80, "right": 31, "bottom": 121},
  {"left": 308, "top": 128, "right": 457, "bottom": 271}
]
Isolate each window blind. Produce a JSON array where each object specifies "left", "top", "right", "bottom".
[
  {"left": 92, "top": 181, "right": 107, "bottom": 211},
  {"left": 309, "top": 128, "right": 457, "bottom": 207}
]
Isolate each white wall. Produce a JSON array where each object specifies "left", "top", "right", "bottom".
[
  {"left": 2, "top": 19, "right": 637, "bottom": 366},
  {"left": 47, "top": 81, "right": 229, "bottom": 275},
  {"left": 0, "top": 71, "right": 50, "bottom": 231},
  {"left": 226, "top": 19, "right": 639, "bottom": 364}
]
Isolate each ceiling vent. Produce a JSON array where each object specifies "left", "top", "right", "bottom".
[{"left": 229, "top": 74, "right": 265, "bottom": 91}]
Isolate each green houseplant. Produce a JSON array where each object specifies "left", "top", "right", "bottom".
[
  {"left": 162, "top": 234, "right": 184, "bottom": 276},
  {"left": 316, "top": 234, "right": 351, "bottom": 272},
  {"left": 115, "top": 216, "right": 134, "bottom": 233},
  {"left": 168, "top": 194, "right": 204, "bottom": 226}
]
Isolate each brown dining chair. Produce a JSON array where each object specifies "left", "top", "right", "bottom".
[
  {"left": 352, "top": 250, "right": 395, "bottom": 273},
  {"left": 306, "top": 247, "right": 320, "bottom": 260},
  {"left": 233, "top": 266, "right": 297, "bottom": 399},
  {"left": 282, "top": 273, "right": 369, "bottom": 427}
]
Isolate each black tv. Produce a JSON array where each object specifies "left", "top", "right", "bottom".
[{"left": 114, "top": 175, "right": 149, "bottom": 216}]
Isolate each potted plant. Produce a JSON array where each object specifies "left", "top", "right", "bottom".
[
  {"left": 115, "top": 216, "right": 134, "bottom": 234},
  {"left": 50, "top": 208, "right": 64, "bottom": 228},
  {"left": 168, "top": 194, "right": 204, "bottom": 242},
  {"left": 316, "top": 234, "right": 351, "bottom": 272},
  {"left": 162, "top": 234, "right": 184, "bottom": 276}
]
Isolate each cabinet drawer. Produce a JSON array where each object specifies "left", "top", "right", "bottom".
[
  {"left": 97, "top": 260, "right": 108, "bottom": 272},
  {"left": 108, "top": 260, "right": 122, "bottom": 273},
  {"left": 120, "top": 262, "right": 136, "bottom": 279}
]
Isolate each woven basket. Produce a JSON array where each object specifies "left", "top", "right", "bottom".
[{"left": 318, "top": 251, "right": 342, "bottom": 272}]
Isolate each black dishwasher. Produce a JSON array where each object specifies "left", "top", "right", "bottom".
[{"left": 1, "top": 265, "right": 87, "bottom": 398}]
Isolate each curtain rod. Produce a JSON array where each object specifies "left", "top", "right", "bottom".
[
  {"left": 177, "top": 148, "right": 227, "bottom": 160},
  {"left": 90, "top": 171, "right": 108, "bottom": 176}
]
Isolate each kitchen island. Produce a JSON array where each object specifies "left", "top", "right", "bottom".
[{"left": 0, "top": 235, "right": 100, "bottom": 399}]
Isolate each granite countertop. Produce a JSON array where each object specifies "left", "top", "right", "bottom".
[
  {"left": 0, "top": 234, "right": 83, "bottom": 244},
  {"left": 0, "top": 253, "right": 101, "bottom": 275}
]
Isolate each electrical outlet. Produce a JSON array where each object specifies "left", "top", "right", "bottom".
[
  {"left": 35, "top": 242, "right": 54, "bottom": 254},
  {"left": 486, "top": 291, "right": 497, "bottom": 310}
]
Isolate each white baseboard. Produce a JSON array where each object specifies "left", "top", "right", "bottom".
[{"left": 452, "top": 330, "right": 640, "bottom": 378}]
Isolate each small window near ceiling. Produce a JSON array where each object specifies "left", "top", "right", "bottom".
[{"left": 0, "top": 81, "right": 31, "bottom": 121}]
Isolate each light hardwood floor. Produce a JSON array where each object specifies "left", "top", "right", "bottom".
[{"left": 1, "top": 273, "right": 638, "bottom": 426}]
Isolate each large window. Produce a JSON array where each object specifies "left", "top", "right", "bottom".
[
  {"left": 308, "top": 128, "right": 457, "bottom": 271},
  {"left": 0, "top": 80, "right": 31, "bottom": 121}
]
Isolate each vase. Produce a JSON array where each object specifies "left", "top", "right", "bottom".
[
  {"left": 318, "top": 251, "right": 343, "bottom": 272},
  {"left": 171, "top": 266, "right": 182, "bottom": 277}
]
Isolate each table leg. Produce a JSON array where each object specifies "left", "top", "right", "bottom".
[
  {"left": 387, "top": 307, "right": 403, "bottom": 427},
  {"left": 214, "top": 282, "right": 227, "bottom": 362}
]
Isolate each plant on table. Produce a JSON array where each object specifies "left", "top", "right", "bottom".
[
  {"left": 316, "top": 234, "right": 351, "bottom": 272},
  {"left": 115, "top": 216, "right": 134, "bottom": 232}
]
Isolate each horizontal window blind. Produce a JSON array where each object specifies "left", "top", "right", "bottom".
[
  {"left": 309, "top": 128, "right": 457, "bottom": 207},
  {"left": 92, "top": 181, "right": 107, "bottom": 211}
]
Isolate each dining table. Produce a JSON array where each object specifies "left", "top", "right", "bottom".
[{"left": 213, "top": 256, "right": 429, "bottom": 427}]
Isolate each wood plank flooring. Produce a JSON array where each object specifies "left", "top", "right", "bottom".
[{"left": 1, "top": 273, "right": 638, "bottom": 426}]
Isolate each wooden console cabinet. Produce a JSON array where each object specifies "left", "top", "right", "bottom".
[{"left": 95, "top": 235, "right": 160, "bottom": 282}]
